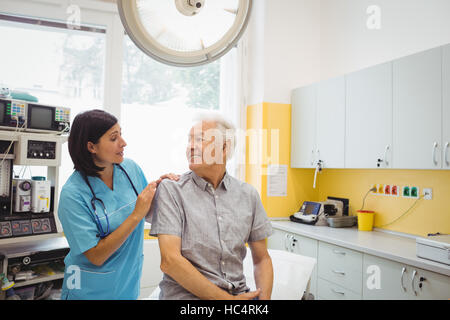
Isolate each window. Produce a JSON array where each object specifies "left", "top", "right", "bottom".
[
  {"left": 121, "top": 35, "right": 229, "bottom": 180},
  {"left": 0, "top": 16, "right": 106, "bottom": 190},
  {"left": 0, "top": 10, "right": 243, "bottom": 191}
]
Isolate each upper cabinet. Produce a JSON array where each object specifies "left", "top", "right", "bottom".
[
  {"left": 290, "top": 77, "right": 345, "bottom": 169},
  {"left": 443, "top": 44, "right": 450, "bottom": 169},
  {"left": 345, "top": 63, "right": 393, "bottom": 169},
  {"left": 316, "top": 76, "right": 346, "bottom": 168},
  {"left": 291, "top": 84, "right": 317, "bottom": 168},
  {"left": 291, "top": 44, "right": 450, "bottom": 170},
  {"left": 393, "top": 48, "right": 442, "bottom": 169}
]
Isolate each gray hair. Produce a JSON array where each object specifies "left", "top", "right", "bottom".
[{"left": 192, "top": 112, "right": 236, "bottom": 160}]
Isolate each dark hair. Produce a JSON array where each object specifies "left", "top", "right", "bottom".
[{"left": 68, "top": 109, "right": 118, "bottom": 177}]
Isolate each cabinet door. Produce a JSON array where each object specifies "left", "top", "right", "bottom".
[
  {"left": 290, "top": 234, "right": 318, "bottom": 298},
  {"left": 346, "top": 63, "right": 393, "bottom": 168},
  {"left": 408, "top": 267, "right": 450, "bottom": 300},
  {"left": 267, "top": 228, "right": 290, "bottom": 251},
  {"left": 393, "top": 47, "right": 442, "bottom": 169},
  {"left": 316, "top": 76, "right": 346, "bottom": 168},
  {"left": 363, "top": 254, "right": 415, "bottom": 300},
  {"left": 291, "top": 85, "right": 317, "bottom": 168},
  {"left": 443, "top": 44, "right": 450, "bottom": 169}
]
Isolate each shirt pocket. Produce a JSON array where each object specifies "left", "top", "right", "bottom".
[{"left": 222, "top": 208, "right": 253, "bottom": 243}]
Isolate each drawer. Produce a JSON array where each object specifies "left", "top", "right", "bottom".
[
  {"left": 318, "top": 242, "right": 363, "bottom": 293},
  {"left": 318, "top": 278, "right": 362, "bottom": 300}
]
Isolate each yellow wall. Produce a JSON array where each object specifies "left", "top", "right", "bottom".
[
  {"left": 246, "top": 103, "right": 264, "bottom": 195},
  {"left": 316, "top": 169, "right": 450, "bottom": 236},
  {"left": 246, "top": 102, "right": 318, "bottom": 218},
  {"left": 246, "top": 103, "right": 450, "bottom": 237}
]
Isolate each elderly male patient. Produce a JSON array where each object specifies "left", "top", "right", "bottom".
[{"left": 148, "top": 114, "right": 273, "bottom": 300}]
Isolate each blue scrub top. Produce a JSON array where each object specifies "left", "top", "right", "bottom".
[{"left": 58, "top": 158, "right": 148, "bottom": 300}]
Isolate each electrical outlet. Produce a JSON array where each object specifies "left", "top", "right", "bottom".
[
  {"left": 423, "top": 188, "right": 433, "bottom": 200},
  {"left": 391, "top": 185, "right": 399, "bottom": 197},
  {"left": 410, "top": 186, "right": 419, "bottom": 199},
  {"left": 372, "top": 184, "right": 378, "bottom": 194},
  {"left": 402, "top": 186, "right": 410, "bottom": 197},
  {"left": 384, "top": 184, "right": 391, "bottom": 195}
]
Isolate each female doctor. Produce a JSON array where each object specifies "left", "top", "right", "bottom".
[{"left": 58, "top": 109, "right": 177, "bottom": 300}]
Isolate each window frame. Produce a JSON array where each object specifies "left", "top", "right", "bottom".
[
  {"left": 0, "top": 0, "right": 247, "bottom": 179},
  {"left": 0, "top": 0, "right": 124, "bottom": 118}
]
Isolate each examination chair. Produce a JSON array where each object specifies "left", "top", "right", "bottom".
[
  {"left": 243, "top": 248, "right": 316, "bottom": 300},
  {"left": 147, "top": 248, "right": 316, "bottom": 300}
]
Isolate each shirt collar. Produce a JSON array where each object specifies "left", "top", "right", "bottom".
[{"left": 191, "top": 170, "right": 230, "bottom": 191}]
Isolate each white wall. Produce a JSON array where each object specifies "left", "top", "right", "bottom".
[
  {"left": 246, "top": 0, "right": 450, "bottom": 104},
  {"left": 263, "top": 0, "right": 321, "bottom": 104},
  {"left": 245, "top": 0, "right": 321, "bottom": 105},
  {"left": 245, "top": 0, "right": 265, "bottom": 106},
  {"left": 320, "top": 0, "right": 450, "bottom": 79}
]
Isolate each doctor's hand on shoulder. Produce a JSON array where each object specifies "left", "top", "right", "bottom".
[{"left": 132, "top": 173, "right": 179, "bottom": 221}]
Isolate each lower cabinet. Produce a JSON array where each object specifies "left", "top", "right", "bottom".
[
  {"left": 317, "top": 278, "right": 361, "bottom": 300},
  {"left": 267, "top": 229, "right": 318, "bottom": 298},
  {"left": 363, "top": 254, "right": 450, "bottom": 300},
  {"left": 317, "top": 242, "right": 362, "bottom": 299},
  {"left": 268, "top": 228, "right": 450, "bottom": 300}
]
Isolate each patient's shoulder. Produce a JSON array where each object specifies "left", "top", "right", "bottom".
[
  {"left": 227, "top": 175, "right": 259, "bottom": 197},
  {"left": 158, "top": 171, "right": 191, "bottom": 190}
]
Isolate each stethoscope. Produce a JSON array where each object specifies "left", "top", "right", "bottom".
[{"left": 82, "top": 164, "right": 139, "bottom": 238}]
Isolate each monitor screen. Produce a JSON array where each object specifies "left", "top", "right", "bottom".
[
  {"left": 0, "top": 101, "right": 4, "bottom": 124},
  {"left": 301, "top": 202, "right": 320, "bottom": 215},
  {"left": 303, "top": 204, "right": 316, "bottom": 215},
  {"left": 29, "top": 105, "right": 53, "bottom": 129}
]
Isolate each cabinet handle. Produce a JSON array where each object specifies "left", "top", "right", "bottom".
[
  {"left": 445, "top": 142, "right": 449, "bottom": 167},
  {"left": 432, "top": 142, "right": 439, "bottom": 166},
  {"left": 332, "top": 269, "right": 346, "bottom": 276},
  {"left": 411, "top": 269, "right": 417, "bottom": 296},
  {"left": 284, "top": 234, "right": 290, "bottom": 251},
  {"left": 331, "top": 288, "right": 345, "bottom": 295},
  {"left": 310, "top": 149, "right": 315, "bottom": 166},
  {"left": 332, "top": 249, "right": 346, "bottom": 255},
  {"left": 384, "top": 145, "right": 390, "bottom": 167},
  {"left": 400, "top": 267, "right": 406, "bottom": 292}
]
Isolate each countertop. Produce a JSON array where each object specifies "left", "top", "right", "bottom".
[
  {"left": 270, "top": 219, "right": 450, "bottom": 277},
  {"left": 0, "top": 236, "right": 69, "bottom": 258}
]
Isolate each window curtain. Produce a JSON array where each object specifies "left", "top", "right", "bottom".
[{"left": 220, "top": 43, "right": 246, "bottom": 180}]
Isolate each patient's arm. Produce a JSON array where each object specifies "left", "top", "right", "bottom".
[
  {"left": 158, "top": 234, "right": 260, "bottom": 300},
  {"left": 249, "top": 239, "right": 273, "bottom": 300}
]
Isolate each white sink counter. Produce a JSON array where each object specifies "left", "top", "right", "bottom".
[{"left": 270, "top": 219, "right": 450, "bottom": 277}]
